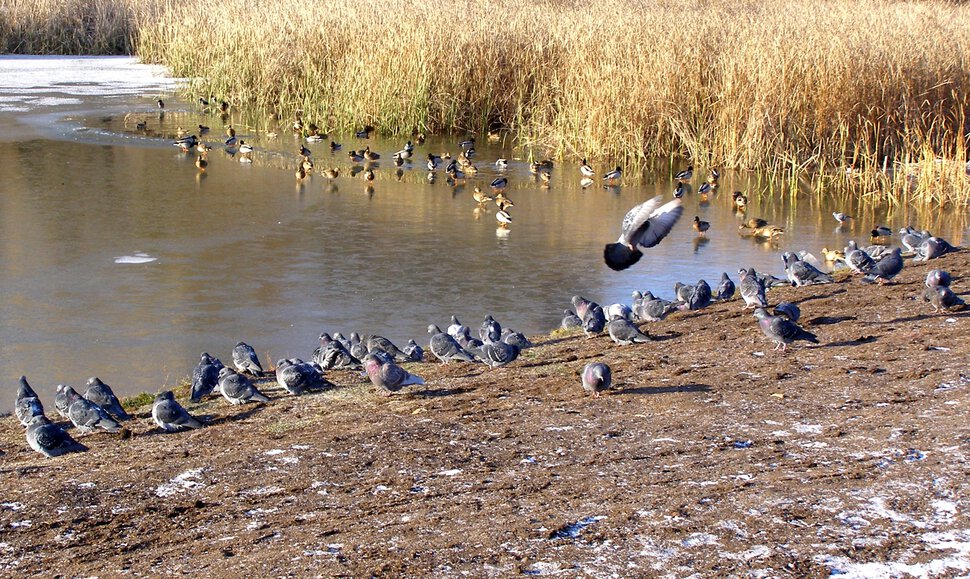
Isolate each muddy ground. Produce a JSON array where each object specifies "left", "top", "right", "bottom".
[{"left": 1, "top": 251, "right": 969, "bottom": 577}]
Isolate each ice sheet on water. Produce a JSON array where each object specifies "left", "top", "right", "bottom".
[
  {"left": 114, "top": 252, "right": 157, "bottom": 264},
  {"left": 549, "top": 515, "right": 607, "bottom": 539}
]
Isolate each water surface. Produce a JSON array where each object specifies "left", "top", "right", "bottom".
[{"left": 1, "top": 57, "right": 966, "bottom": 409}]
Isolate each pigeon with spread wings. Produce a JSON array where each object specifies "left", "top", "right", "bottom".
[{"left": 604, "top": 196, "right": 683, "bottom": 271}]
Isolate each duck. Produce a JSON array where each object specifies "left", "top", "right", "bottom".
[
  {"left": 296, "top": 165, "right": 307, "bottom": 180},
  {"left": 698, "top": 182, "right": 714, "bottom": 195},
  {"left": 693, "top": 216, "right": 710, "bottom": 235},
  {"left": 156, "top": 98, "right": 165, "bottom": 110},
  {"left": 708, "top": 168, "right": 720, "bottom": 182},
  {"left": 219, "top": 100, "right": 229, "bottom": 113},
  {"left": 427, "top": 153, "right": 440, "bottom": 170},
  {"left": 225, "top": 135, "right": 238, "bottom": 147},
  {"left": 226, "top": 125, "right": 236, "bottom": 138},
  {"left": 603, "top": 166, "right": 622, "bottom": 184},
  {"left": 490, "top": 176, "right": 508, "bottom": 189},
  {"left": 458, "top": 137, "right": 475, "bottom": 149},
  {"left": 198, "top": 124, "right": 210, "bottom": 134},
  {"left": 740, "top": 217, "right": 768, "bottom": 229},
  {"left": 496, "top": 210, "right": 512, "bottom": 228},
  {"left": 363, "top": 168, "right": 375, "bottom": 182},
  {"left": 673, "top": 183, "right": 686, "bottom": 198},
  {"left": 414, "top": 132, "right": 426, "bottom": 145},
  {"left": 494, "top": 192, "right": 514, "bottom": 210},
  {"left": 195, "top": 141, "right": 212, "bottom": 154},
  {"left": 135, "top": 120, "right": 148, "bottom": 131},
  {"left": 733, "top": 191, "right": 748, "bottom": 209},
  {"left": 750, "top": 225, "right": 785, "bottom": 240},
  {"left": 195, "top": 156, "right": 207, "bottom": 171},
  {"left": 348, "top": 150, "right": 365, "bottom": 163},
  {"left": 871, "top": 225, "right": 892, "bottom": 241},
  {"left": 355, "top": 125, "right": 374, "bottom": 138},
  {"left": 821, "top": 247, "right": 845, "bottom": 262},
  {"left": 833, "top": 212, "right": 852, "bottom": 224},
  {"left": 447, "top": 166, "right": 466, "bottom": 182},
  {"left": 173, "top": 135, "right": 198, "bottom": 151},
  {"left": 495, "top": 158, "right": 509, "bottom": 169},
  {"left": 302, "top": 157, "right": 314, "bottom": 173},
  {"left": 299, "top": 144, "right": 312, "bottom": 157},
  {"left": 473, "top": 187, "right": 493, "bottom": 204},
  {"left": 323, "top": 168, "right": 339, "bottom": 179},
  {"left": 238, "top": 141, "right": 254, "bottom": 155},
  {"left": 363, "top": 147, "right": 380, "bottom": 161},
  {"left": 580, "top": 158, "right": 595, "bottom": 178},
  {"left": 538, "top": 170, "right": 552, "bottom": 186},
  {"left": 674, "top": 165, "right": 693, "bottom": 182},
  {"left": 329, "top": 140, "right": 342, "bottom": 151}
]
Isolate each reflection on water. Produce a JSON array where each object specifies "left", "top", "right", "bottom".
[{"left": 0, "top": 61, "right": 968, "bottom": 408}]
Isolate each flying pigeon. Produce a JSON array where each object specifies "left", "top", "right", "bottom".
[
  {"left": 232, "top": 341, "right": 265, "bottom": 376},
  {"left": 581, "top": 362, "right": 612, "bottom": 397},
  {"left": 152, "top": 390, "right": 204, "bottom": 432},
  {"left": 84, "top": 377, "right": 131, "bottom": 421},
  {"left": 363, "top": 353, "right": 425, "bottom": 396},
  {"left": 604, "top": 196, "right": 684, "bottom": 271},
  {"left": 65, "top": 386, "right": 123, "bottom": 433},
  {"left": 15, "top": 376, "right": 44, "bottom": 427},
  {"left": 753, "top": 308, "right": 819, "bottom": 351},
  {"left": 26, "top": 415, "right": 87, "bottom": 457},
  {"left": 218, "top": 367, "right": 270, "bottom": 404}
]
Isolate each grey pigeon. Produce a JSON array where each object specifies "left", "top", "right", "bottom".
[
  {"left": 739, "top": 268, "right": 769, "bottom": 308},
  {"left": 783, "top": 252, "right": 834, "bottom": 286},
  {"left": 366, "top": 335, "right": 410, "bottom": 362},
  {"left": 926, "top": 269, "right": 952, "bottom": 288},
  {"left": 232, "top": 341, "right": 265, "bottom": 376},
  {"left": 363, "top": 353, "right": 425, "bottom": 395},
  {"left": 15, "top": 376, "right": 44, "bottom": 427},
  {"left": 605, "top": 303, "right": 633, "bottom": 321},
  {"left": 275, "top": 358, "right": 330, "bottom": 395},
  {"left": 845, "top": 240, "right": 876, "bottom": 274},
  {"left": 447, "top": 315, "right": 467, "bottom": 338},
  {"left": 480, "top": 315, "right": 502, "bottom": 343},
  {"left": 753, "top": 308, "right": 819, "bottom": 351},
  {"left": 332, "top": 332, "right": 352, "bottom": 351},
  {"left": 928, "top": 286, "right": 966, "bottom": 312},
  {"left": 571, "top": 295, "right": 599, "bottom": 323},
  {"left": 218, "top": 367, "right": 270, "bottom": 404},
  {"left": 456, "top": 326, "right": 484, "bottom": 350},
  {"left": 607, "top": 318, "right": 651, "bottom": 345},
  {"left": 480, "top": 341, "right": 520, "bottom": 368},
  {"left": 716, "top": 272, "right": 736, "bottom": 300},
  {"left": 404, "top": 339, "right": 424, "bottom": 362},
  {"left": 65, "top": 386, "right": 122, "bottom": 433},
  {"left": 863, "top": 248, "right": 903, "bottom": 283},
  {"left": 634, "top": 292, "right": 676, "bottom": 322},
  {"left": 581, "top": 362, "right": 612, "bottom": 397},
  {"left": 901, "top": 229, "right": 928, "bottom": 252},
  {"left": 191, "top": 353, "right": 222, "bottom": 402},
  {"left": 501, "top": 329, "right": 533, "bottom": 349},
  {"left": 427, "top": 324, "right": 477, "bottom": 363},
  {"left": 349, "top": 332, "right": 370, "bottom": 361},
  {"left": 673, "top": 282, "right": 695, "bottom": 303},
  {"left": 686, "top": 279, "right": 713, "bottom": 310},
  {"left": 561, "top": 309, "right": 583, "bottom": 330},
  {"left": 773, "top": 302, "right": 801, "bottom": 322},
  {"left": 913, "top": 237, "right": 955, "bottom": 261},
  {"left": 583, "top": 305, "right": 607, "bottom": 337},
  {"left": 631, "top": 290, "right": 645, "bottom": 309},
  {"left": 84, "top": 377, "right": 130, "bottom": 421},
  {"left": 26, "top": 415, "right": 87, "bottom": 457},
  {"left": 604, "top": 196, "right": 684, "bottom": 271},
  {"left": 313, "top": 333, "right": 362, "bottom": 370},
  {"left": 152, "top": 390, "right": 204, "bottom": 432},
  {"left": 54, "top": 383, "right": 71, "bottom": 419}
]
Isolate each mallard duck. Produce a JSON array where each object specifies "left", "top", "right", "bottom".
[
  {"left": 348, "top": 150, "right": 365, "bottom": 163},
  {"left": 195, "top": 141, "right": 212, "bottom": 154},
  {"left": 490, "top": 176, "right": 508, "bottom": 189},
  {"left": 698, "top": 182, "right": 714, "bottom": 195},
  {"left": 198, "top": 96, "right": 209, "bottom": 107},
  {"left": 458, "top": 138, "right": 475, "bottom": 149},
  {"left": 299, "top": 144, "right": 312, "bottom": 157},
  {"left": 414, "top": 133, "right": 426, "bottom": 145},
  {"left": 496, "top": 210, "right": 512, "bottom": 228},
  {"left": 195, "top": 156, "right": 207, "bottom": 170},
  {"left": 363, "top": 147, "right": 380, "bottom": 161},
  {"left": 821, "top": 247, "right": 845, "bottom": 262},
  {"left": 833, "top": 212, "right": 852, "bottom": 224},
  {"left": 198, "top": 124, "right": 210, "bottom": 134},
  {"left": 296, "top": 165, "right": 307, "bottom": 180},
  {"left": 733, "top": 191, "right": 748, "bottom": 209},
  {"left": 580, "top": 158, "right": 595, "bottom": 178},
  {"left": 355, "top": 126, "right": 374, "bottom": 139},
  {"left": 302, "top": 157, "right": 314, "bottom": 173},
  {"left": 675, "top": 165, "right": 693, "bottom": 182},
  {"left": 135, "top": 120, "right": 147, "bottom": 131},
  {"left": 173, "top": 135, "right": 198, "bottom": 151},
  {"left": 673, "top": 183, "right": 685, "bottom": 198},
  {"left": 363, "top": 168, "right": 375, "bottom": 182},
  {"left": 539, "top": 170, "right": 551, "bottom": 186},
  {"left": 447, "top": 166, "right": 465, "bottom": 181},
  {"left": 603, "top": 166, "right": 622, "bottom": 184},
  {"left": 693, "top": 216, "right": 710, "bottom": 235},
  {"left": 156, "top": 98, "right": 165, "bottom": 110},
  {"left": 323, "top": 168, "right": 339, "bottom": 179},
  {"left": 330, "top": 140, "right": 341, "bottom": 151},
  {"left": 225, "top": 135, "right": 238, "bottom": 147},
  {"left": 750, "top": 225, "right": 785, "bottom": 240},
  {"left": 219, "top": 100, "right": 229, "bottom": 113},
  {"left": 495, "top": 158, "right": 509, "bottom": 169},
  {"left": 871, "top": 225, "right": 892, "bottom": 239},
  {"left": 226, "top": 125, "right": 236, "bottom": 138},
  {"left": 708, "top": 168, "right": 720, "bottom": 182},
  {"left": 238, "top": 141, "right": 253, "bottom": 155},
  {"left": 494, "top": 191, "right": 514, "bottom": 210},
  {"left": 473, "top": 187, "right": 493, "bottom": 204},
  {"left": 739, "top": 217, "right": 769, "bottom": 229},
  {"left": 487, "top": 130, "right": 501, "bottom": 143}
]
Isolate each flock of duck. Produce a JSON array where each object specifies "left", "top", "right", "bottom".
[{"left": 11, "top": 102, "right": 966, "bottom": 458}]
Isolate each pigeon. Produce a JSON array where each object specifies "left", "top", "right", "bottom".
[
  {"left": 447, "top": 315, "right": 467, "bottom": 338},
  {"left": 313, "top": 333, "right": 362, "bottom": 370},
  {"left": 738, "top": 268, "right": 769, "bottom": 308},
  {"left": 501, "top": 330, "right": 533, "bottom": 349},
  {"left": 913, "top": 237, "right": 955, "bottom": 261},
  {"left": 232, "top": 341, "right": 265, "bottom": 376},
  {"left": 65, "top": 386, "right": 122, "bottom": 433},
  {"left": 605, "top": 303, "right": 633, "bottom": 321},
  {"left": 716, "top": 272, "right": 736, "bottom": 300},
  {"left": 571, "top": 295, "right": 600, "bottom": 322},
  {"left": 404, "top": 339, "right": 424, "bottom": 362},
  {"left": 275, "top": 359, "right": 330, "bottom": 395},
  {"left": 561, "top": 309, "right": 583, "bottom": 330},
  {"left": 456, "top": 326, "right": 485, "bottom": 350},
  {"left": 191, "top": 353, "right": 222, "bottom": 402},
  {"left": 427, "top": 325, "right": 477, "bottom": 363},
  {"left": 634, "top": 292, "right": 676, "bottom": 322},
  {"left": 480, "top": 341, "right": 521, "bottom": 368},
  {"left": 604, "top": 196, "right": 684, "bottom": 271},
  {"left": 607, "top": 318, "right": 651, "bottom": 345},
  {"left": 833, "top": 212, "right": 852, "bottom": 224},
  {"left": 928, "top": 285, "right": 966, "bottom": 312},
  {"left": 845, "top": 240, "right": 876, "bottom": 274},
  {"left": 753, "top": 308, "right": 819, "bottom": 351},
  {"left": 480, "top": 315, "right": 502, "bottom": 343},
  {"left": 583, "top": 306, "right": 607, "bottom": 337},
  {"left": 581, "top": 362, "right": 612, "bottom": 397},
  {"left": 84, "top": 377, "right": 130, "bottom": 421},
  {"left": 862, "top": 248, "right": 903, "bottom": 283},
  {"left": 773, "top": 302, "right": 801, "bottom": 322},
  {"left": 363, "top": 353, "right": 425, "bottom": 396},
  {"left": 674, "top": 282, "right": 695, "bottom": 303},
  {"left": 26, "top": 415, "right": 87, "bottom": 457},
  {"left": 332, "top": 332, "right": 352, "bottom": 351},
  {"left": 686, "top": 280, "right": 713, "bottom": 311},
  {"left": 783, "top": 252, "right": 834, "bottom": 286},
  {"left": 217, "top": 367, "right": 270, "bottom": 404},
  {"left": 348, "top": 332, "right": 370, "bottom": 361},
  {"left": 901, "top": 230, "right": 928, "bottom": 252},
  {"left": 366, "top": 335, "right": 410, "bottom": 362},
  {"left": 926, "top": 269, "right": 952, "bottom": 288},
  {"left": 152, "top": 391, "right": 204, "bottom": 432},
  {"left": 15, "top": 376, "right": 44, "bottom": 427},
  {"left": 54, "top": 383, "right": 71, "bottom": 419}
]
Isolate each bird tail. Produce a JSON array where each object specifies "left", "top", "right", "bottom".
[
  {"left": 403, "top": 374, "right": 426, "bottom": 386},
  {"left": 799, "top": 330, "right": 820, "bottom": 344},
  {"left": 250, "top": 391, "right": 271, "bottom": 403}
]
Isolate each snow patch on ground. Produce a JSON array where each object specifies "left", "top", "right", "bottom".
[{"left": 155, "top": 468, "right": 206, "bottom": 498}]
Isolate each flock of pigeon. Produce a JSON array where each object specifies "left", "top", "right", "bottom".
[{"left": 12, "top": 104, "right": 965, "bottom": 458}]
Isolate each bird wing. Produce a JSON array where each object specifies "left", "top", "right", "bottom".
[{"left": 626, "top": 198, "right": 684, "bottom": 249}]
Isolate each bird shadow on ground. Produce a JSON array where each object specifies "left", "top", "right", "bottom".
[
  {"left": 823, "top": 336, "right": 878, "bottom": 348},
  {"left": 204, "top": 405, "right": 267, "bottom": 427},
  {"left": 532, "top": 335, "right": 584, "bottom": 348},
  {"left": 796, "top": 287, "right": 848, "bottom": 303},
  {"left": 649, "top": 331, "right": 683, "bottom": 342},
  {"left": 888, "top": 310, "right": 970, "bottom": 324},
  {"left": 409, "top": 387, "right": 472, "bottom": 398},
  {"left": 617, "top": 383, "right": 712, "bottom": 396},
  {"left": 808, "top": 315, "right": 856, "bottom": 326}
]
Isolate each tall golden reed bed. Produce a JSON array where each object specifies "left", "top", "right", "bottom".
[{"left": 4, "top": 0, "right": 970, "bottom": 203}]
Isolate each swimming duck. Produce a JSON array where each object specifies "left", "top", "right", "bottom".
[
  {"left": 698, "top": 182, "right": 714, "bottom": 195},
  {"left": 708, "top": 168, "right": 720, "bottom": 182},
  {"left": 156, "top": 98, "right": 165, "bottom": 110},
  {"left": 693, "top": 216, "right": 710, "bottom": 235},
  {"left": 580, "top": 158, "right": 595, "bottom": 178},
  {"left": 135, "top": 120, "right": 147, "bottom": 131},
  {"left": 447, "top": 166, "right": 466, "bottom": 182},
  {"left": 538, "top": 170, "right": 551, "bottom": 186},
  {"left": 348, "top": 150, "right": 365, "bottom": 163},
  {"left": 363, "top": 147, "right": 380, "bottom": 161},
  {"left": 458, "top": 138, "right": 475, "bottom": 149},
  {"left": 740, "top": 217, "right": 768, "bottom": 229},
  {"left": 427, "top": 153, "right": 440, "bottom": 170},
  {"left": 299, "top": 144, "right": 312, "bottom": 157},
  {"left": 195, "top": 141, "right": 212, "bottom": 154},
  {"left": 173, "top": 135, "right": 198, "bottom": 151},
  {"left": 226, "top": 125, "right": 236, "bottom": 138},
  {"left": 198, "top": 124, "right": 210, "bottom": 134},
  {"left": 225, "top": 135, "right": 238, "bottom": 147},
  {"left": 296, "top": 165, "right": 307, "bottom": 180},
  {"left": 363, "top": 168, "right": 375, "bottom": 182},
  {"left": 355, "top": 126, "right": 374, "bottom": 138},
  {"left": 675, "top": 165, "right": 693, "bottom": 182},
  {"left": 490, "top": 176, "right": 508, "bottom": 189},
  {"left": 733, "top": 191, "right": 748, "bottom": 209},
  {"left": 495, "top": 158, "right": 509, "bottom": 169},
  {"left": 871, "top": 225, "right": 892, "bottom": 241},
  {"left": 673, "top": 183, "right": 686, "bottom": 198},
  {"left": 414, "top": 133, "right": 426, "bottom": 145},
  {"left": 330, "top": 140, "right": 342, "bottom": 151},
  {"left": 494, "top": 191, "right": 514, "bottom": 210},
  {"left": 603, "top": 166, "right": 622, "bottom": 184},
  {"left": 238, "top": 141, "right": 254, "bottom": 155}
]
